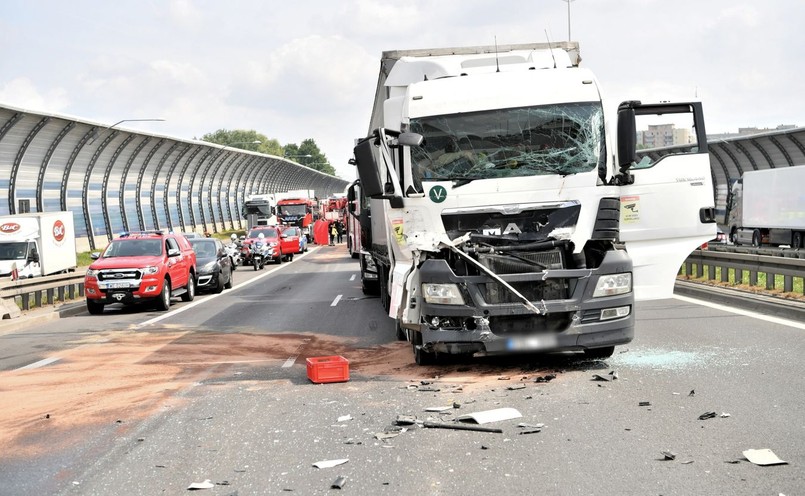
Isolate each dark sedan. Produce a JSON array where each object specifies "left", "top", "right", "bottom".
[{"left": 189, "top": 238, "right": 233, "bottom": 293}]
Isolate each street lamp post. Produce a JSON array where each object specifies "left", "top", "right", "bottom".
[
  {"left": 562, "top": 0, "right": 576, "bottom": 42},
  {"left": 90, "top": 118, "right": 165, "bottom": 144}
]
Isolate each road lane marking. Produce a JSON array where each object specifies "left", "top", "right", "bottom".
[
  {"left": 282, "top": 338, "right": 310, "bottom": 368},
  {"left": 330, "top": 294, "right": 342, "bottom": 307},
  {"left": 134, "top": 246, "right": 318, "bottom": 328},
  {"left": 673, "top": 294, "right": 805, "bottom": 330},
  {"left": 350, "top": 274, "right": 356, "bottom": 281},
  {"left": 16, "top": 356, "right": 61, "bottom": 370}
]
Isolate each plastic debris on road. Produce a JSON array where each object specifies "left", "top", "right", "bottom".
[
  {"left": 661, "top": 451, "right": 677, "bottom": 461},
  {"left": 313, "top": 459, "right": 349, "bottom": 469},
  {"left": 457, "top": 407, "right": 522, "bottom": 424},
  {"left": 187, "top": 479, "right": 214, "bottom": 490},
  {"left": 331, "top": 476, "right": 348, "bottom": 489},
  {"left": 742, "top": 449, "right": 788, "bottom": 466},
  {"left": 698, "top": 411, "right": 717, "bottom": 420}
]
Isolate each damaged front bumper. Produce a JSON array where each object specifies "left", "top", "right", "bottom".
[{"left": 414, "top": 249, "right": 634, "bottom": 356}]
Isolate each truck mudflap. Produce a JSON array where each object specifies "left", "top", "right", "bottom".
[{"left": 413, "top": 249, "right": 634, "bottom": 356}]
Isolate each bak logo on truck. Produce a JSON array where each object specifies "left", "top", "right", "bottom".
[
  {"left": 1, "top": 222, "right": 21, "bottom": 234},
  {"left": 53, "top": 220, "right": 66, "bottom": 242}
]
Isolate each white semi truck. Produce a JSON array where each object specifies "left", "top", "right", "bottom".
[
  {"left": 727, "top": 166, "right": 805, "bottom": 248},
  {"left": 352, "top": 42, "right": 716, "bottom": 364},
  {"left": 242, "top": 194, "right": 277, "bottom": 226},
  {"left": 0, "top": 211, "right": 77, "bottom": 279}
]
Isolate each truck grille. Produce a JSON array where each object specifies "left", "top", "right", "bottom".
[
  {"left": 477, "top": 250, "right": 563, "bottom": 274},
  {"left": 481, "top": 280, "right": 569, "bottom": 304},
  {"left": 488, "top": 313, "right": 572, "bottom": 335}
]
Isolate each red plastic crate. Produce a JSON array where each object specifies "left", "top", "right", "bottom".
[{"left": 306, "top": 355, "right": 350, "bottom": 383}]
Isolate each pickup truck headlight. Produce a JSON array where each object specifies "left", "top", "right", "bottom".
[
  {"left": 86, "top": 268, "right": 99, "bottom": 277},
  {"left": 593, "top": 273, "right": 632, "bottom": 297},
  {"left": 423, "top": 283, "right": 465, "bottom": 305},
  {"left": 143, "top": 266, "right": 159, "bottom": 275}
]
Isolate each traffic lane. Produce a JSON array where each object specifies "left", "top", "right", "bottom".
[
  {"left": 155, "top": 244, "right": 395, "bottom": 347},
  {"left": 46, "top": 296, "right": 804, "bottom": 495}
]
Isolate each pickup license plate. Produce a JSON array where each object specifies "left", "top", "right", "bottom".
[
  {"left": 103, "top": 282, "right": 132, "bottom": 289},
  {"left": 506, "top": 334, "right": 557, "bottom": 351}
]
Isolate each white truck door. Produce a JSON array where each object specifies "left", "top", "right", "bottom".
[
  {"left": 615, "top": 101, "right": 716, "bottom": 300},
  {"left": 619, "top": 152, "right": 715, "bottom": 300}
]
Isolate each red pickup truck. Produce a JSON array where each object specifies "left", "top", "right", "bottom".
[{"left": 84, "top": 231, "right": 197, "bottom": 314}]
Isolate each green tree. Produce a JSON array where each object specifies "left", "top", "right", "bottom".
[
  {"left": 283, "top": 138, "right": 336, "bottom": 175},
  {"left": 201, "top": 129, "right": 283, "bottom": 156}
]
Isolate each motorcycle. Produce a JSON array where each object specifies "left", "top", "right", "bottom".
[
  {"left": 251, "top": 240, "right": 269, "bottom": 271},
  {"left": 225, "top": 240, "right": 241, "bottom": 271}
]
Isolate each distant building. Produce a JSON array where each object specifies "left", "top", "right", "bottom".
[{"left": 637, "top": 124, "right": 691, "bottom": 149}]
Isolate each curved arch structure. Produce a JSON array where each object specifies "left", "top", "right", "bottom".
[{"left": 0, "top": 104, "right": 349, "bottom": 251}]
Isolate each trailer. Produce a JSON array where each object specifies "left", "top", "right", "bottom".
[
  {"left": 0, "top": 211, "right": 77, "bottom": 279},
  {"left": 727, "top": 166, "right": 805, "bottom": 248}
]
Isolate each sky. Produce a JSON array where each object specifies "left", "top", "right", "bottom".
[{"left": 2, "top": 0, "right": 803, "bottom": 181}]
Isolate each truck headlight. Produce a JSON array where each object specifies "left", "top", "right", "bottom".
[
  {"left": 593, "top": 273, "right": 632, "bottom": 297},
  {"left": 86, "top": 268, "right": 98, "bottom": 277},
  {"left": 422, "top": 283, "right": 465, "bottom": 305},
  {"left": 143, "top": 266, "right": 159, "bottom": 275}
]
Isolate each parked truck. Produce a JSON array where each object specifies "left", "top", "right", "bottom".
[
  {"left": 352, "top": 42, "right": 716, "bottom": 364},
  {"left": 726, "top": 166, "right": 805, "bottom": 248},
  {"left": 0, "top": 211, "right": 77, "bottom": 279}
]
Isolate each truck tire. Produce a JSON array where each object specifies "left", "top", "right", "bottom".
[
  {"left": 396, "top": 321, "right": 407, "bottom": 341},
  {"left": 412, "top": 332, "right": 438, "bottom": 365},
  {"left": 362, "top": 278, "right": 379, "bottom": 296},
  {"left": 583, "top": 346, "right": 615, "bottom": 359},
  {"left": 156, "top": 280, "right": 171, "bottom": 311},
  {"left": 751, "top": 230, "right": 761, "bottom": 247},
  {"left": 181, "top": 274, "right": 195, "bottom": 302},
  {"left": 86, "top": 299, "right": 104, "bottom": 315}
]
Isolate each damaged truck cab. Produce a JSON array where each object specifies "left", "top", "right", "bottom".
[{"left": 353, "top": 43, "right": 715, "bottom": 364}]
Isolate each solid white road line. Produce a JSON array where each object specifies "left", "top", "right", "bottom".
[
  {"left": 672, "top": 294, "right": 805, "bottom": 330},
  {"left": 330, "top": 294, "right": 342, "bottom": 307},
  {"left": 350, "top": 274, "right": 356, "bottom": 281}
]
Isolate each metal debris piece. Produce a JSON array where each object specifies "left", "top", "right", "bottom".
[
  {"left": 452, "top": 401, "right": 461, "bottom": 409},
  {"left": 331, "top": 476, "right": 348, "bottom": 489},
  {"left": 519, "top": 428, "right": 542, "bottom": 435},
  {"left": 507, "top": 384, "right": 526, "bottom": 391},
  {"left": 375, "top": 426, "right": 406, "bottom": 441},
  {"left": 187, "top": 479, "right": 214, "bottom": 490},
  {"left": 698, "top": 411, "right": 717, "bottom": 420},
  {"left": 313, "top": 459, "right": 349, "bottom": 469},
  {"left": 609, "top": 370, "right": 619, "bottom": 380},
  {"left": 517, "top": 423, "right": 545, "bottom": 429},
  {"left": 418, "top": 386, "right": 441, "bottom": 392},
  {"left": 457, "top": 408, "right": 522, "bottom": 424},
  {"left": 423, "top": 421, "right": 503, "bottom": 433},
  {"left": 639, "top": 401, "right": 651, "bottom": 407},
  {"left": 591, "top": 374, "right": 611, "bottom": 382},
  {"left": 742, "top": 449, "right": 788, "bottom": 466},
  {"left": 725, "top": 460, "right": 741, "bottom": 464},
  {"left": 425, "top": 406, "right": 453, "bottom": 412},
  {"left": 661, "top": 451, "right": 677, "bottom": 461},
  {"left": 688, "top": 389, "right": 695, "bottom": 397},
  {"left": 681, "top": 460, "right": 694, "bottom": 465},
  {"left": 394, "top": 415, "right": 417, "bottom": 425},
  {"left": 534, "top": 374, "right": 556, "bottom": 383},
  {"left": 498, "top": 376, "right": 510, "bottom": 380},
  {"left": 720, "top": 412, "right": 731, "bottom": 418}
]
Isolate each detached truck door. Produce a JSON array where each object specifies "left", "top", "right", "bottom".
[{"left": 618, "top": 102, "right": 716, "bottom": 300}]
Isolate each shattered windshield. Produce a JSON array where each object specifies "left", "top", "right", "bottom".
[{"left": 409, "top": 102, "right": 605, "bottom": 182}]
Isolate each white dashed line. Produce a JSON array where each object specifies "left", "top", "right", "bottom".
[
  {"left": 330, "top": 294, "right": 342, "bottom": 307},
  {"left": 16, "top": 356, "right": 61, "bottom": 370}
]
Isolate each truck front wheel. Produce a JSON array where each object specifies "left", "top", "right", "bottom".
[
  {"left": 751, "top": 230, "right": 761, "bottom": 247},
  {"left": 156, "top": 280, "right": 171, "bottom": 311},
  {"left": 86, "top": 299, "right": 104, "bottom": 315}
]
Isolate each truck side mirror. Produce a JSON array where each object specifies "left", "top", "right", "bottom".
[
  {"left": 617, "top": 102, "right": 637, "bottom": 169},
  {"left": 398, "top": 132, "right": 424, "bottom": 147},
  {"left": 353, "top": 137, "right": 384, "bottom": 198}
]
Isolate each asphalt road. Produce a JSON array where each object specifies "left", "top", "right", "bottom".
[{"left": 1, "top": 243, "right": 803, "bottom": 495}]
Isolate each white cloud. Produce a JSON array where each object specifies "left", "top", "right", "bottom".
[{"left": 0, "top": 77, "right": 70, "bottom": 113}]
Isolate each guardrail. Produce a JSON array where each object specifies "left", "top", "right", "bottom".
[
  {"left": 0, "top": 271, "right": 85, "bottom": 319},
  {"left": 682, "top": 246, "right": 805, "bottom": 295}
]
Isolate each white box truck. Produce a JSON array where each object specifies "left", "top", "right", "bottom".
[
  {"left": 352, "top": 42, "right": 716, "bottom": 364},
  {"left": 727, "top": 166, "right": 805, "bottom": 248},
  {"left": 0, "top": 211, "right": 77, "bottom": 279}
]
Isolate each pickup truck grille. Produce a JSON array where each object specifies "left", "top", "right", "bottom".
[{"left": 97, "top": 269, "right": 143, "bottom": 281}]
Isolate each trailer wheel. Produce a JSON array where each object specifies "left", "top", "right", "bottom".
[
  {"left": 793, "top": 232, "right": 803, "bottom": 249},
  {"left": 86, "top": 299, "right": 104, "bottom": 315},
  {"left": 751, "top": 230, "right": 761, "bottom": 247},
  {"left": 583, "top": 346, "right": 615, "bottom": 359}
]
